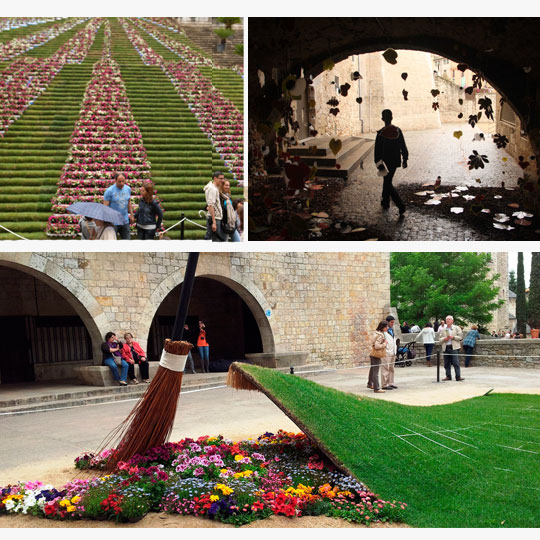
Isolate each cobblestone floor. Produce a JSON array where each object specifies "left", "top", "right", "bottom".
[{"left": 333, "top": 123, "right": 526, "bottom": 241}]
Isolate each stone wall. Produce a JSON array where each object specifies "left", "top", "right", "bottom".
[
  {"left": 434, "top": 75, "right": 497, "bottom": 129},
  {"left": 0, "top": 252, "right": 391, "bottom": 380},
  {"left": 308, "top": 50, "right": 442, "bottom": 138}
]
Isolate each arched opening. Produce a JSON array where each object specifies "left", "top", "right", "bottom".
[
  {"left": 147, "top": 276, "right": 271, "bottom": 372},
  {"left": 248, "top": 18, "right": 540, "bottom": 241},
  {"left": 0, "top": 264, "right": 97, "bottom": 384}
]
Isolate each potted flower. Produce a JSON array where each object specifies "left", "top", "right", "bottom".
[
  {"left": 214, "top": 17, "right": 241, "bottom": 52},
  {"left": 118, "top": 493, "right": 150, "bottom": 523}
]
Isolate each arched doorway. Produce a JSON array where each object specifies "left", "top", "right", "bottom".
[
  {"left": 0, "top": 264, "right": 98, "bottom": 383},
  {"left": 147, "top": 276, "right": 270, "bottom": 371}
]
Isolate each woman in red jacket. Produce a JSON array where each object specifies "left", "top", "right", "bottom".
[{"left": 121, "top": 333, "right": 150, "bottom": 383}]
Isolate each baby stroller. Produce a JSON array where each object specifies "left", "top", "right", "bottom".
[{"left": 395, "top": 340, "right": 416, "bottom": 367}]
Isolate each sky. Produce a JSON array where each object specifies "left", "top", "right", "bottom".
[{"left": 507, "top": 252, "right": 532, "bottom": 287}]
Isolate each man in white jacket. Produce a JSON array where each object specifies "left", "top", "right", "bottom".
[
  {"left": 382, "top": 315, "right": 398, "bottom": 390},
  {"left": 439, "top": 315, "right": 465, "bottom": 381}
]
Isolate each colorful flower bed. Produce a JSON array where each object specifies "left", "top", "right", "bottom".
[
  {"left": 140, "top": 17, "right": 186, "bottom": 35},
  {"left": 0, "top": 18, "right": 86, "bottom": 62},
  {"left": 0, "top": 19, "right": 103, "bottom": 138},
  {"left": 47, "top": 22, "right": 152, "bottom": 237},
  {"left": 119, "top": 18, "right": 243, "bottom": 185},
  {"left": 0, "top": 431, "right": 407, "bottom": 526}
]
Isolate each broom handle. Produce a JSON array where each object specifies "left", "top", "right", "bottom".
[{"left": 171, "top": 252, "right": 200, "bottom": 341}]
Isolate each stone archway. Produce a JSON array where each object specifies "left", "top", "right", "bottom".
[
  {"left": 249, "top": 17, "right": 540, "bottom": 151},
  {"left": 139, "top": 265, "right": 275, "bottom": 356},
  {"left": 0, "top": 253, "right": 107, "bottom": 364}
]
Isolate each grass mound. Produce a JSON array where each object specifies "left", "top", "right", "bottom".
[{"left": 228, "top": 363, "right": 540, "bottom": 527}]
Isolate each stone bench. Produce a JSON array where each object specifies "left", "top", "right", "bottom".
[
  {"left": 244, "top": 352, "right": 309, "bottom": 369},
  {"left": 76, "top": 363, "right": 159, "bottom": 387}
]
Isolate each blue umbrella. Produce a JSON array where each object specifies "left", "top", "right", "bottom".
[{"left": 66, "top": 202, "right": 125, "bottom": 226}]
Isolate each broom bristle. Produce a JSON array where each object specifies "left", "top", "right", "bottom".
[
  {"left": 99, "top": 340, "right": 192, "bottom": 473},
  {"left": 227, "top": 364, "right": 259, "bottom": 391}
]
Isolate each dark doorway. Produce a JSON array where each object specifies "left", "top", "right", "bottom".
[
  {"left": 0, "top": 266, "right": 94, "bottom": 384},
  {"left": 147, "top": 277, "right": 264, "bottom": 371}
]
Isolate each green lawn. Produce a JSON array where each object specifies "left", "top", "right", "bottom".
[{"left": 235, "top": 364, "right": 540, "bottom": 528}]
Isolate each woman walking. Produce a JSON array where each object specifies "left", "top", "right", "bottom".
[
  {"left": 94, "top": 219, "right": 117, "bottom": 240},
  {"left": 121, "top": 332, "right": 150, "bottom": 383},
  {"left": 197, "top": 320, "right": 210, "bottom": 373},
  {"left": 220, "top": 180, "right": 241, "bottom": 242},
  {"left": 367, "top": 321, "right": 388, "bottom": 393},
  {"left": 135, "top": 182, "right": 163, "bottom": 239},
  {"left": 462, "top": 325, "right": 480, "bottom": 367},
  {"left": 418, "top": 322, "right": 436, "bottom": 366},
  {"left": 101, "top": 332, "right": 128, "bottom": 385}
]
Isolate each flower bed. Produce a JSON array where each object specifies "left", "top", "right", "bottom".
[
  {"left": 0, "top": 18, "right": 103, "bottom": 138},
  {"left": 0, "top": 18, "right": 87, "bottom": 62},
  {"left": 47, "top": 22, "right": 152, "bottom": 237},
  {"left": 119, "top": 19, "right": 243, "bottom": 185},
  {"left": 0, "top": 431, "right": 407, "bottom": 526}
]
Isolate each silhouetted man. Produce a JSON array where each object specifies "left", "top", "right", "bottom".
[{"left": 374, "top": 109, "right": 408, "bottom": 217}]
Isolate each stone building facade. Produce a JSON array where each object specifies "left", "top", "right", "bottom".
[
  {"left": 0, "top": 252, "right": 390, "bottom": 384},
  {"left": 304, "top": 50, "right": 442, "bottom": 139}
]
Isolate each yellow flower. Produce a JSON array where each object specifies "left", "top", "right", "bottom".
[
  {"left": 71, "top": 496, "right": 81, "bottom": 504},
  {"left": 234, "top": 454, "right": 244, "bottom": 461},
  {"left": 210, "top": 495, "right": 219, "bottom": 502},
  {"left": 215, "top": 483, "right": 234, "bottom": 496},
  {"left": 67, "top": 505, "right": 76, "bottom": 512}
]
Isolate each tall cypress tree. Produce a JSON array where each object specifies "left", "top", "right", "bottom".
[
  {"left": 528, "top": 253, "right": 540, "bottom": 330},
  {"left": 516, "top": 252, "right": 527, "bottom": 335}
]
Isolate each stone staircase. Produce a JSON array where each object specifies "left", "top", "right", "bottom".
[
  {"left": 0, "top": 364, "right": 330, "bottom": 416},
  {"left": 176, "top": 21, "right": 243, "bottom": 68},
  {"left": 287, "top": 136, "right": 375, "bottom": 181}
]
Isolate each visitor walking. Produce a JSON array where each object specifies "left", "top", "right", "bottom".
[
  {"left": 121, "top": 333, "right": 150, "bottom": 383},
  {"left": 382, "top": 315, "right": 398, "bottom": 390},
  {"left": 410, "top": 323, "right": 421, "bottom": 333},
  {"left": 367, "top": 321, "right": 388, "bottom": 393},
  {"left": 220, "top": 179, "right": 241, "bottom": 242},
  {"left": 204, "top": 171, "right": 226, "bottom": 242},
  {"left": 135, "top": 182, "right": 163, "bottom": 240},
  {"left": 439, "top": 315, "right": 465, "bottom": 381},
  {"left": 197, "top": 320, "right": 210, "bottom": 373},
  {"left": 101, "top": 332, "right": 128, "bottom": 386},
  {"left": 462, "top": 325, "right": 480, "bottom": 367},
  {"left": 103, "top": 173, "right": 134, "bottom": 239},
  {"left": 418, "top": 322, "right": 436, "bottom": 366},
  {"left": 374, "top": 109, "right": 407, "bottom": 217}
]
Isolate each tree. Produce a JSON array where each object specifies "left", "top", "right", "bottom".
[
  {"left": 508, "top": 269, "right": 517, "bottom": 293},
  {"left": 214, "top": 17, "right": 241, "bottom": 50},
  {"left": 516, "top": 252, "right": 527, "bottom": 335},
  {"left": 528, "top": 252, "right": 540, "bottom": 329},
  {"left": 390, "top": 252, "right": 504, "bottom": 327}
]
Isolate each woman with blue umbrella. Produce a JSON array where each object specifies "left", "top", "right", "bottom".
[{"left": 67, "top": 202, "right": 124, "bottom": 240}]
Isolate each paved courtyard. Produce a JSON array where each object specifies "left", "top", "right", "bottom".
[
  {"left": 1, "top": 365, "right": 539, "bottom": 484},
  {"left": 333, "top": 123, "right": 526, "bottom": 240}
]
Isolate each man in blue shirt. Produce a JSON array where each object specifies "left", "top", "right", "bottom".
[{"left": 103, "top": 173, "right": 134, "bottom": 239}]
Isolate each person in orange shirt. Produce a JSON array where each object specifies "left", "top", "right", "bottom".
[{"left": 197, "top": 320, "right": 210, "bottom": 373}]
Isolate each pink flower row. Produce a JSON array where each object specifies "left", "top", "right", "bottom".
[
  {"left": 0, "top": 19, "right": 103, "bottom": 137},
  {"left": 130, "top": 17, "right": 215, "bottom": 68},
  {"left": 119, "top": 19, "right": 243, "bottom": 184},
  {"left": 47, "top": 35, "right": 151, "bottom": 237},
  {"left": 0, "top": 17, "right": 87, "bottom": 62}
]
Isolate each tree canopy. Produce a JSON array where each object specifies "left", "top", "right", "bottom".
[
  {"left": 516, "top": 252, "right": 528, "bottom": 335},
  {"left": 390, "top": 252, "right": 504, "bottom": 328},
  {"left": 528, "top": 252, "right": 540, "bottom": 329}
]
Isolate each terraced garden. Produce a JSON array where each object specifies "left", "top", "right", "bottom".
[{"left": 0, "top": 17, "right": 243, "bottom": 240}]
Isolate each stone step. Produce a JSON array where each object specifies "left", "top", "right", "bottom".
[{"left": 0, "top": 364, "right": 329, "bottom": 415}]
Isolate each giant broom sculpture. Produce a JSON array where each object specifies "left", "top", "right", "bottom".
[{"left": 100, "top": 252, "right": 199, "bottom": 472}]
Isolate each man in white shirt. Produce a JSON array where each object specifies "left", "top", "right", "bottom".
[
  {"left": 382, "top": 315, "right": 398, "bottom": 390},
  {"left": 204, "top": 171, "right": 225, "bottom": 241},
  {"left": 438, "top": 315, "right": 465, "bottom": 381}
]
